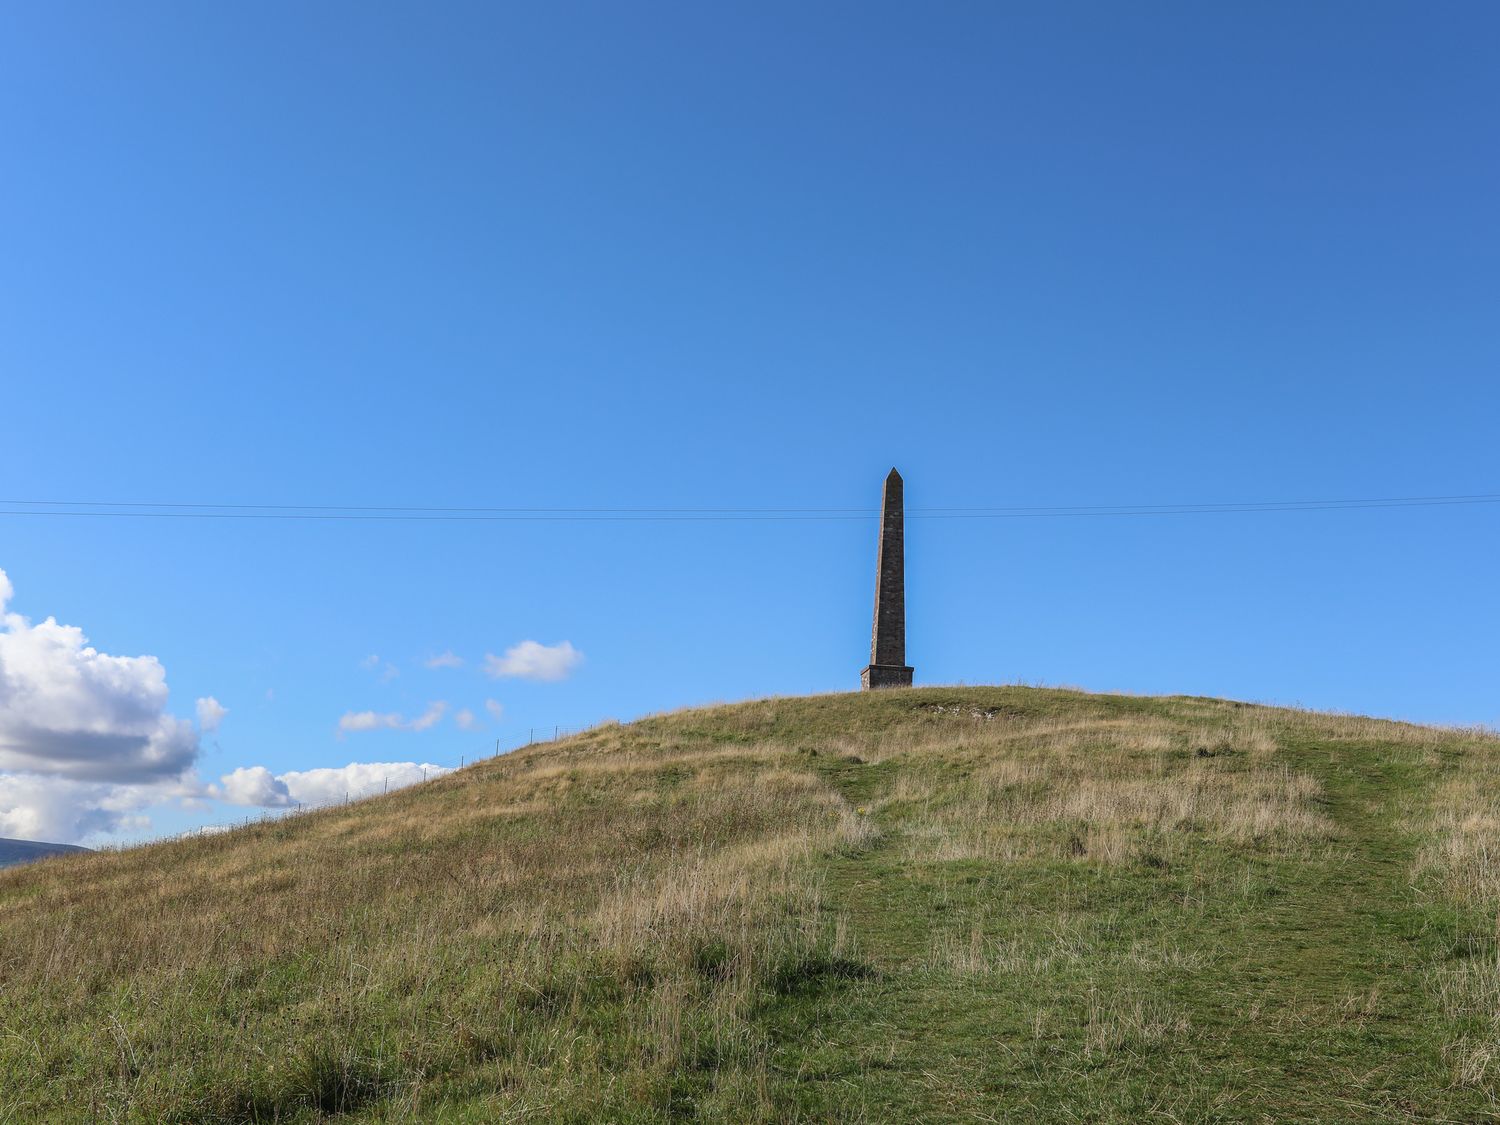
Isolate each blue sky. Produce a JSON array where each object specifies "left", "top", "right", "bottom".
[{"left": 1, "top": 2, "right": 1496, "bottom": 843}]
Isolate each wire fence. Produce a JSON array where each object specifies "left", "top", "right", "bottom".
[{"left": 7, "top": 491, "right": 1500, "bottom": 522}]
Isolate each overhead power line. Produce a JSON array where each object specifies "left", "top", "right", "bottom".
[{"left": 0, "top": 493, "right": 1497, "bottom": 522}]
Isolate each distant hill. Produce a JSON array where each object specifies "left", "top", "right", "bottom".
[
  {"left": 2, "top": 687, "right": 1500, "bottom": 1119},
  {"left": 0, "top": 837, "right": 89, "bottom": 869}
]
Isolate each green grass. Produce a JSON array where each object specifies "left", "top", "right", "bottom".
[
  {"left": 3, "top": 687, "right": 1500, "bottom": 1121},
  {"left": 787, "top": 729, "right": 1480, "bottom": 1121}
]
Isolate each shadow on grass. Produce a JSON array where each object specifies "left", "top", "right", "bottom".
[{"left": 768, "top": 952, "right": 876, "bottom": 998}]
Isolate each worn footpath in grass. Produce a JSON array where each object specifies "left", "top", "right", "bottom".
[
  {"left": 771, "top": 693, "right": 1500, "bottom": 1122},
  {"left": 3, "top": 687, "right": 1500, "bottom": 1121}
]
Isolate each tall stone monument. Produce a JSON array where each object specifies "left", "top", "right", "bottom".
[{"left": 861, "top": 468, "right": 914, "bottom": 690}]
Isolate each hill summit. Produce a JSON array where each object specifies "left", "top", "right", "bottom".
[{"left": 3, "top": 686, "right": 1499, "bottom": 1121}]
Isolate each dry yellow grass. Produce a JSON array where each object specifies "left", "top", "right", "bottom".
[
  {"left": 1395, "top": 724, "right": 1500, "bottom": 1087},
  {"left": 879, "top": 710, "right": 1331, "bottom": 867}
]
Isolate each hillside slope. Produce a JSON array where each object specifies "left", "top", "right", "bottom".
[
  {"left": 3, "top": 687, "right": 1500, "bottom": 1122},
  {"left": 0, "top": 836, "right": 89, "bottom": 869}
]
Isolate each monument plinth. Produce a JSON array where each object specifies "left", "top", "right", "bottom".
[{"left": 861, "top": 468, "right": 914, "bottom": 690}]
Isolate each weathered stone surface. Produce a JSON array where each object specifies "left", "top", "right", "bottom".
[
  {"left": 861, "top": 467, "right": 914, "bottom": 690},
  {"left": 861, "top": 663, "right": 913, "bottom": 689}
]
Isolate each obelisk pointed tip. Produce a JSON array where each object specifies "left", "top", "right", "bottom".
[{"left": 886, "top": 467, "right": 902, "bottom": 482}]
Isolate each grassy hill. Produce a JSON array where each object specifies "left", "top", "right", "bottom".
[{"left": 4, "top": 686, "right": 1500, "bottom": 1122}]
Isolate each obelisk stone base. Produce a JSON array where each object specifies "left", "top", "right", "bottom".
[{"left": 861, "top": 664, "right": 914, "bottom": 690}]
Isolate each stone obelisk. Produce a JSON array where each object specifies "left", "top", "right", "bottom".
[{"left": 861, "top": 468, "right": 914, "bottom": 689}]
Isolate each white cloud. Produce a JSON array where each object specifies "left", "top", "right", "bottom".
[
  {"left": 408, "top": 701, "right": 446, "bottom": 731},
  {"left": 0, "top": 569, "right": 199, "bottom": 784},
  {"left": 425, "top": 651, "right": 463, "bottom": 669},
  {"left": 217, "top": 761, "right": 452, "bottom": 809},
  {"left": 0, "top": 568, "right": 218, "bottom": 843},
  {"left": 483, "top": 640, "right": 582, "bottom": 682},
  {"left": 338, "top": 710, "right": 400, "bottom": 733},
  {"left": 337, "top": 701, "right": 447, "bottom": 734},
  {"left": 0, "top": 775, "right": 153, "bottom": 842},
  {"left": 453, "top": 699, "right": 503, "bottom": 731},
  {"left": 196, "top": 696, "right": 228, "bottom": 733},
  {"left": 178, "top": 822, "right": 233, "bottom": 839},
  {"left": 360, "top": 654, "right": 398, "bottom": 682},
  {"left": 0, "top": 767, "right": 209, "bottom": 844},
  {"left": 216, "top": 765, "right": 288, "bottom": 807}
]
